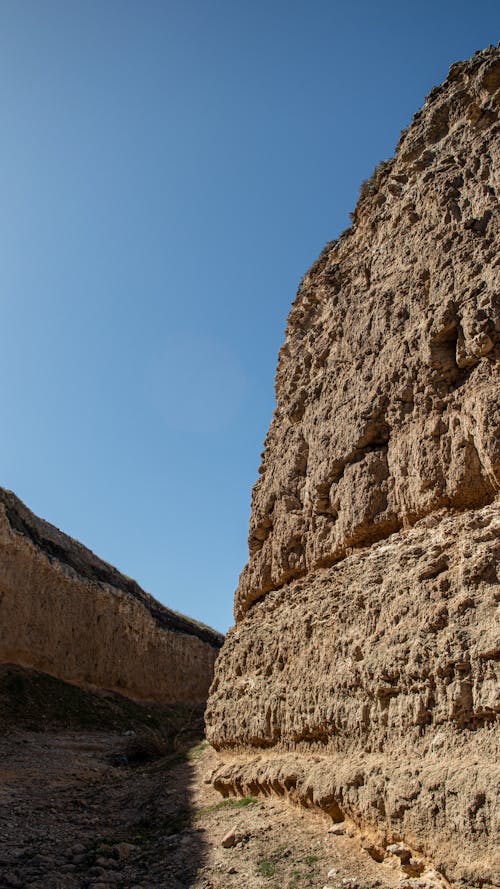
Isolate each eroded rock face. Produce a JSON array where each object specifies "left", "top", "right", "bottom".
[
  {"left": 206, "top": 46, "right": 500, "bottom": 887},
  {"left": 235, "top": 45, "right": 499, "bottom": 620},
  {"left": 0, "top": 488, "right": 223, "bottom": 703}
]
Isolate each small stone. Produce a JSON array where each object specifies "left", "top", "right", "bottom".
[
  {"left": 387, "top": 843, "right": 412, "bottom": 864},
  {"left": 328, "top": 822, "right": 347, "bottom": 835},
  {"left": 327, "top": 869, "right": 338, "bottom": 878},
  {"left": 402, "top": 857, "right": 425, "bottom": 877},
  {"left": 112, "top": 842, "right": 137, "bottom": 860},
  {"left": 221, "top": 828, "right": 238, "bottom": 848},
  {"left": 362, "top": 841, "right": 386, "bottom": 862}
]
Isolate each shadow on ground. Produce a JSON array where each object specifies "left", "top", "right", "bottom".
[{"left": 0, "top": 665, "right": 207, "bottom": 889}]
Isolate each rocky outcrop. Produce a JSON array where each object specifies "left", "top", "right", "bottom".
[
  {"left": 0, "top": 488, "right": 223, "bottom": 703},
  {"left": 206, "top": 46, "right": 500, "bottom": 888}
]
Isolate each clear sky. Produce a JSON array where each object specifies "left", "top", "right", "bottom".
[{"left": 0, "top": 1, "right": 497, "bottom": 632}]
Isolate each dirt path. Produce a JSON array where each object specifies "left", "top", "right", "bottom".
[{"left": 0, "top": 727, "right": 414, "bottom": 889}]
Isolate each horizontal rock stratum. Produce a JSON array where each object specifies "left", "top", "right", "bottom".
[
  {"left": 0, "top": 488, "right": 223, "bottom": 703},
  {"left": 206, "top": 46, "right": 500, "bottom": 888}
]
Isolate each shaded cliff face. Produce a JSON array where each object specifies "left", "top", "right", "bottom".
[
  {"left": 0, "top": 488, "right": 223, "bottom": 703},
  {"left": 206, "top": 46, "right": 500, "bottom": 888}
]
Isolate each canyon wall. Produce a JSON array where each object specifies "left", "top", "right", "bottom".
[
  {"left": 206, "top": 46, "right": 500, "bottom": 888},
  {"left": 0, "top": 488, "right": 223, "bottom": 704}
]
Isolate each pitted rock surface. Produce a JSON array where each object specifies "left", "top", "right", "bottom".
[
  {"left": 208, "top": 506, "right": 499, "bottom": 750},
  {"left": 234, "top": 45, "right": 499, "bottom": 619},
  {"left": 207, "top": 46, "right": 500, "bottom": 888}
]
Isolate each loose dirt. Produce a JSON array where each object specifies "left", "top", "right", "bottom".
[{"left": 0, "top": 724, "right": 408, "bottom": 889}]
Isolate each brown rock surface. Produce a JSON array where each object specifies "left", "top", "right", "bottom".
[
  {"left": 206, "top": 45, "right": 500, "bottom": 887},
  {"left": 0, "top": 487, "right": 223, "bottom": 703},
  {"left": 234, "top": 45, "right": 499, "bottom": 618}
]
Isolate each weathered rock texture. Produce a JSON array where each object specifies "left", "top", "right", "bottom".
[
  {"left": 206, "top": 46, "right": 500, "bottom": 887},
  {"left": 0, "top": 488, "right": 223, "bottom": 703}
]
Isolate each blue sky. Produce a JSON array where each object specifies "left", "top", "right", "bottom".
[{"left": 0, "top": 1, "right": 497, "bottom": 632}]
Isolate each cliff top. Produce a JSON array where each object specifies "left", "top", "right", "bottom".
[{"left": 0, "top": 487, "right": 224, "bottom": 649}]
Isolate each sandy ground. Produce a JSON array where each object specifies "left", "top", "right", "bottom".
[{"left": 0, "top": 727, "right": 412, "bottom": 889}]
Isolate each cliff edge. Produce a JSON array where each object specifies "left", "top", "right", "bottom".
[
  {"left": 0, "top": 487, "right": 223, "bottom": 703},
  {"left": 206, "top": 46, "right": 500, "bottom": 888}
]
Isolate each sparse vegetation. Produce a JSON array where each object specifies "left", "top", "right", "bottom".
[
  {"left": 125, "top": 727, "right": 175, "bottom": 763},
  {"left": 357, "top": 158, "right": 392, "bottom": 204},
  {"left": 195, "top": 795, "right": 258, "bottom": 818},
  {"left": 186, "top": 739, "right": 210, "bottom": 759},
  {"left": 257, "top": 857, "right": 276, "bottom": 877},
  {"left": 304, "top": 854, "right": 319, "bottom": 866}
]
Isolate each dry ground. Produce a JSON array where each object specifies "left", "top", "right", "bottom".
[
  {"left": 0, "top": 728, "right": 416, "bottom": 889},
  {"left": 0, "top": 666, "right": 426, "bottom": 889}
]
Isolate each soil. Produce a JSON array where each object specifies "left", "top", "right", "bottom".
[
  {"left": 0, "top": 666, "right": 406, "bottom": 889},
  {"left": 0, "top": 735, "right": 408, "bottom": 889},
  {"left": 0, "top": 665, "right": 407, "bottom": 889},
  {"left": 0, "top": 731, "right": 408, "bottom": 889}
]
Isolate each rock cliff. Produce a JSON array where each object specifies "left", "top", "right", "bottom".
[
  {"left": 206, "top": 46, "right": 500, "bottom": 887},
  {"left": 0, "top": 488, "right": 223, "bottom": 703}
]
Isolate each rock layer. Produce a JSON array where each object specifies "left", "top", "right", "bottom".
[
  {"left": 206, "top": 46, "right": 500, "bottom": 887},
  {"left": 0, "top": 488, "right": 223, "bottom": 703},
  {"left": 235, "top": 45, "right": 499, "bottom": 620}
]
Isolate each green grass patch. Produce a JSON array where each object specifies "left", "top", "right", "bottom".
[
  {"left": 257, "top": 858, "right": 276, "bottom": 877},
  {"left": 186, "top": 739, "right": 210, "bottom": 759},
  {"left": 195, "top": 795, "right": 257, "bottom": 818},
  {"left": 229, "top": 795, "right": 258, "bottom": 808},
  {"left": 304, "top": 854, "right": 319, "bottom": 866}
]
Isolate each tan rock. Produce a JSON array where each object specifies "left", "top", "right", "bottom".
[
  {"left": 206, "top": 45, "right": 500, "bottom": 888},
  {"left": 0, "top": 488, "right": 223, "bottom": 703},
  {"left": 221, "top": 829, "right": 238, "bottom": 848},
  {"left": 233, "top": 47, "right": 499, "bottom": 619},
  {"left": 328, "top": 823, "right": 347, "bottom": 835}
]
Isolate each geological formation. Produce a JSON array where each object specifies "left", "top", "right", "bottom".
[
  {"left": 0, "top": 488, "right": 223, "bottom": 703},
  {"left": 206, "top": 46, "right": 500, "bottom": 887}
]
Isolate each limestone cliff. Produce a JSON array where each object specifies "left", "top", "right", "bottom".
[
  {"left": 0, "top": 488, "right": 223, "bottom": 703},
  {"left": 206, "top": 46, "right": 500, "bottom": 888}
]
